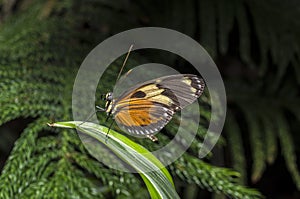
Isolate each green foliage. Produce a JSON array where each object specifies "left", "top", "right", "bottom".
[
  {"left": 50, "top": 121, "right": 179, "bottom": 199},
  {"left": 225, "top": 113, "right": 247, "bottom": 184},
  {"left": 0, "top": 0, "right": 299, "bottom": 198},
  {"left": 170, "top": 156, "right": 262, "bottom": 199},
  {"left": 226, "top": 79, "right": 300, "bottom": 188},
  {"left": 0, "top": 1, "right": 145, "bottom": 198}
]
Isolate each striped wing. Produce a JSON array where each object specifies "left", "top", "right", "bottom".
[{"left": 112, "top": 74, "right": 205, "bottom": 137}]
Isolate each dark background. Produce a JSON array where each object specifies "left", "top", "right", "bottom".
[{"left": 0, "top": 0, "right": 299, "bottom": 198}]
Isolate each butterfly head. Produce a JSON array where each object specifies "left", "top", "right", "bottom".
[
  {"left": 103, "top": 92, "right": 113, "bottom": 114},
  {"left": 100, "top": 92, "right": 113, "bottom": 101},
  {"left": 104, "top": 92, "right": 113, "bottom": 101}
]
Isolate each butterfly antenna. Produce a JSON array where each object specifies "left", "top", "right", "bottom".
[{"left": 116, "top": 44, "right": 134, "bottom": 82}]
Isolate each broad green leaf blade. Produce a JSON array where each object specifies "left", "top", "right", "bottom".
[{"left": 49, "top": 121, "right": 179, "bottom": 199}]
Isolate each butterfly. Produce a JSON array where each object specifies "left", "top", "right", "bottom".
[{"left": 100, "top": 73, "right": 205, "bottom": 141}]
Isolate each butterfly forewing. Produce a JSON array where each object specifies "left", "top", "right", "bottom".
[{"left": 110, "top": 74, "right": 205, "bottom": 138}]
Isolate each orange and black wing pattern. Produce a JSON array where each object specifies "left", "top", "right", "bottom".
[{"left": 112, "top": 74, "right": 205, "bottom": 137}]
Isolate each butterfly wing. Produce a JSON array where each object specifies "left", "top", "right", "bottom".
[{"left": 112, "top": 74, "right": 205, "bottom": 137}]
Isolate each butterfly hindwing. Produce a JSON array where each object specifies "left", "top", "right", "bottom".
[
  {"left": 114, "top": 99, "right": 174, "bottom": 136},
  {"left": 111, "top": 74, "right": 205, "bottom": 137}
]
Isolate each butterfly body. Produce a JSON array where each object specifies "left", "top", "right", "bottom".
[{"left": 102, "top": 74, "right": 205, "bottom": 141}]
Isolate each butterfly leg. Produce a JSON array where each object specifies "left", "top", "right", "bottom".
[
  {"left": 105, "top": 128, "right": 110, "bottom": 143},
  {"left": 96, "top": 106, "right": 105, "bottom": 111},
  {"left": 105, "top": 120, "right": 115, "bottom": 143},
  {"left": 146, "top": 135, "right": 158, "bottom": 142}
]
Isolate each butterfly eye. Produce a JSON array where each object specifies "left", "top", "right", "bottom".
[{"left": 105, "top": 92, "right": 113, "bottom": 101}]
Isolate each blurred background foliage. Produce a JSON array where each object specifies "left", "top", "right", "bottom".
[{"left": 0, "top": 0, "right": 299, "bottom": 198}]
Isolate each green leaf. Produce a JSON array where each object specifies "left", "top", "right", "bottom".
[{"left": 48, "top": 121, "right": 179, "bottom": 199}]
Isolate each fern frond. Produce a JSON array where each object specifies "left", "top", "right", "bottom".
[
  {"left": 239, "top": 104, "right": 266, "bottom": 183},
  {"left": 225, "top": 112, "right": 247, "bottom": 184},
  {"left": 170, "top": 155, "right": 263, "bottom": 199},
  {"left": 275, "top": 112, "right": 300, "bottom": 189},
  {"left": 228, "top": 79, "right": 300, "bottom": 188}
]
